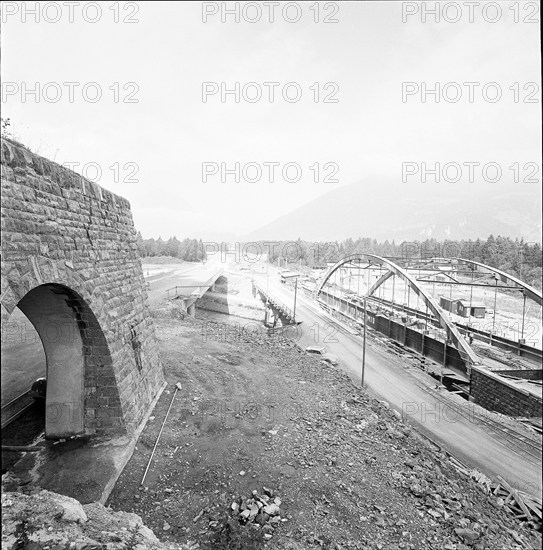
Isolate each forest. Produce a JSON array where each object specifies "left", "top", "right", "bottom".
[{"left": 137, "top": 234, "right": 542, "bottom": 289}]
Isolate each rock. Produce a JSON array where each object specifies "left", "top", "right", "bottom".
[
  {"left": 1, "top": 490, "right": 166, "bottom": 549},
  {"left": 409, "top": 484, "right": 425, "bottom": 497},
  {"left": 248, "top": 503, "right": 260, "bottom": 520},
  {"left": 192, "top": 509, "right": 205, "bottom": 522},
  {"left": 454, "top": 528, "right": 480, "bottom": 543},
  {"left": 240, "top": 509, "right": 251, "bottom": 521},
  {"left": 375, "top": 516, "right": 386, "bottom": 527},
  {"left": 263, "top": 503, "right": 280, "bottom": 516},
  {"left": 255, "top": 512, "right": 269, "bottom": 525},
  {"left": 49, "top": 492, "right": 88, "bottom": 523},
  {"left": 136, "top": 524, "right": 158, "bottom": 543},
  {"left": 239, "top": 471, "right": 246, "bottom": 476}
]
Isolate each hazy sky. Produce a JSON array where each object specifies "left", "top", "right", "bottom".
[{"left": 2, "top": 1, "right": 541, "bottom": 238}]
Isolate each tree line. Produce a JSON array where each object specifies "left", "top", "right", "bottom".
[
  {"left": 137, "top": 234, "right": 542, "bottom": 289},
  {"left": 136, "top": 234, "right": 205, "bottom": 262},
  {"left": 262, "top": 236, "right": 542, "bottom": 289}
]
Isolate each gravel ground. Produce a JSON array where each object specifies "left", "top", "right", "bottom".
[{"left": 107, "top": 302, "right": 542, "bottom": 550}]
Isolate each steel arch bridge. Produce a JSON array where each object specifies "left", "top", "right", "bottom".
[
  {"left": 402, "top": 257, "right": 542, "bottom": 307},
  {"left": 316, "top": 254, "right": 532, "bottom": 368},
  {"left": 316, "top": 253, "right": 542, "bottom": 368}
]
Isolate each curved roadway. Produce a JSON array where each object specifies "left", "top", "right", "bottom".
[{"left": 258, "top": 272, "right": 542, "bottom": 499}]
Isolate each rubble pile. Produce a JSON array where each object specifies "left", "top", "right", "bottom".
[
  {"left": 230, "top": 487, "right": 286, "bottom": 540},
  {"left": 108, "top": 313, "right": 543, "bottom": 550},
  {"left": 1, "top": 490, "right": 194, "bottom": 550}
]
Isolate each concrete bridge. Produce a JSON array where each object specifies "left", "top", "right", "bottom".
[
  {"left": 1, "top": 138, "right": 165, "bottom": 439},
  {"left": 164, "top": 267, "right": 225, "bottom": 316}
]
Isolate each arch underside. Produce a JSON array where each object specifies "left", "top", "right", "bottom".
[
  {"left": 316, "top": 254, "right": 481, "bottom": 366},
  {"left": 2, "top": 276, "right": 125, "bottom": 438}
]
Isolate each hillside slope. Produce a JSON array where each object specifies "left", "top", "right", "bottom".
[{"left": 248, "top": 179, "right": 541, "bottom": 242}]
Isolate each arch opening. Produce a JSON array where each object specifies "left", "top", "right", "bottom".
[
  {"left": 1, "top": 306, "right": 46, "bottom": 407},
  {"left": 7, "top": 283, "right": 123, "bottom": 439}
]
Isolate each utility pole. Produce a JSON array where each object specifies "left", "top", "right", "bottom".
[
  {"left": 293, "top": 276, "right": 298, "bottom": 322},
  {"left": 468, "top": 275, "right": 474, "bottom": 329},
  {"left": 491, "top": 275, "right": 498, "bottom": 342},
  {"left": 520, "top": 290, "right": 527, "bottom": 341},
  {"left": 391, "top": 275, "right": 395, "bottom": 316},
  {"left": 357, "top": 261, "right": 361, "bottom": 319},
  {"left": 361, "top": 296, "right": 367, "bottom": 388},
  {"left": 441, "top": 338, "right": 448, "bottom": 388}
]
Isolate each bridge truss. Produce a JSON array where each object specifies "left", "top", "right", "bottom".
[{"left": 316, "top": 254, "right": 542, "bottom": 367}]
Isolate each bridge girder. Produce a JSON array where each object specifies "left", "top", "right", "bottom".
[
  {"left": 316, "top": 254, "right": 481, "bottom": 366},
  {"left": 420, "top": 258, "right": 542, "bottom": 307}
]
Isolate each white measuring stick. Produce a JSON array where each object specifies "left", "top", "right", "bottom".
[{"left": 140, "top": 383, "right": 182, "bottom": 485}]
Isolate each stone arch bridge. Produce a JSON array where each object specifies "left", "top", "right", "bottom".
[{"left": 1, "top": 138, "right": 165, "bottom": 439}]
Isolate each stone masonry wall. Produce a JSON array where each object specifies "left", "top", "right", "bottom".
[
  {"left": 1, "top": 138, "right": 164, "bottom": 435},
  {"left": 470, "top": 369, "right": 542, "bottom": 418}
]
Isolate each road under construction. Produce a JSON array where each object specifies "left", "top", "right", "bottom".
[
  {"left": 256, "top": 255, "right": 542, "bottom": 420},
  {"left": 250, "top": 261, "right": 542, "bottom": 501}
]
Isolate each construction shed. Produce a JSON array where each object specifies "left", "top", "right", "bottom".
[
  {"left": 457, "top": 300, "right": 486, "bottom": 318},
  {"left": 440, "top": 296, "right": 461, "bottom": 314}
]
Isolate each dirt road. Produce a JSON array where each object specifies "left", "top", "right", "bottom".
[{"left": 108, "top": 293, "right": 541, "bottom": 549}]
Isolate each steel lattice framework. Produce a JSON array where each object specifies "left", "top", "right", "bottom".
[
  {"left": 316, "top": 254, "right": 485, "bottom": 365},
  {"left": 402, "top": 257, "right": 542, "bottom": 307},
  {"left": 317, "top": 254, "right": 542, "bottom": 366}
]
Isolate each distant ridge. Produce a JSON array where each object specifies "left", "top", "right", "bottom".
[{"left": 246, "top": 178, "right": 542, "bottom": 242}]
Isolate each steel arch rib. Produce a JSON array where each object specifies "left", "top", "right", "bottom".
[
  {"left": 316, "top": 254, "right": 481, "bottom": 365},
  {"left": 423, "top": 257, "right": 542, "bottom": 307},
  {"left": 367, "top": 270, "right": 393, "bottom": 296}
]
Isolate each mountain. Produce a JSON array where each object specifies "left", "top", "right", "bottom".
[{"left": 247, "top": 178, "right": 542, "bottom": 242}]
